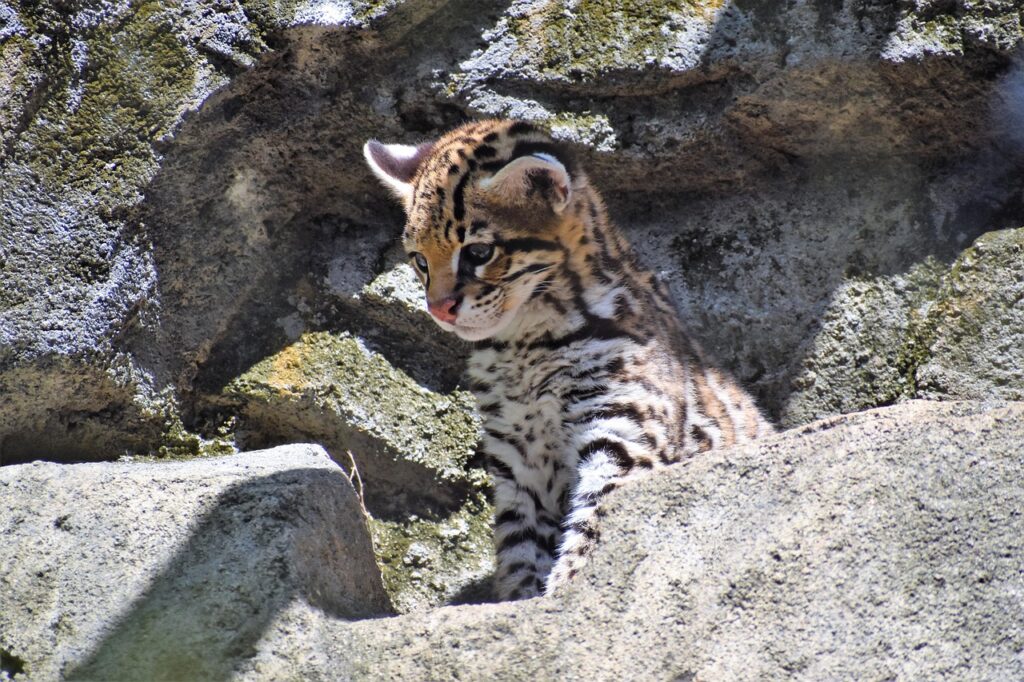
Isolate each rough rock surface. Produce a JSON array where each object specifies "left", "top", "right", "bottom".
[
  {"left": 220, "top": 331, "right": 493, "bottom": 611},
  {"left": 3, "top": 402, "right": 1022, "bottom": 679},
  {"left": 4, "top": 0, "right": 1023, "bottom": 460},
  {"left": 0, "top": 444, "right": 389, "bottom": 681},
  {"left": 3, "top": 0, "right": 1024, "bottom": 631},
  {"left": 914, "top": 227, "right": 1024, "bottom": 401},
  {"left": 323, "top": 400, "right": 1024, "bottom": 680}
]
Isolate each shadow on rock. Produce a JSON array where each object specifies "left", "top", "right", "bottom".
[
  {"left": 129, "top": 0, "right": 516, "bottom": 413},
  {"left": 65, "top": 467, "right": 390, "bottom": 681}
]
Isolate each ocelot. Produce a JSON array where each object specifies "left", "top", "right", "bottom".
[{"left": 364, "top": 119, "right": 774, "bottom": 600}]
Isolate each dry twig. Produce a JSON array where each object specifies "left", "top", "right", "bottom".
[{"left": 344, "top": 450, "right": 369, "bottom": 518}]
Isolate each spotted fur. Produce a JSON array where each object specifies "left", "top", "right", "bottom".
[{"left": 364, "top": 119, "right": 774, "bottom": 600}]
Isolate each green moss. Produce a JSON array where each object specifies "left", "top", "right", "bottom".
[
  {"left": 227, "top": 331, "right": 492, "bottom": 610},
  {"left": 1, "top": 35, "right": 31, "bottom": 135},
  {"left": 352, "top": 0, "right": 408, "bottom": 24},
  {"left": 229, "top": 332, "right": 480, "bottom": 478},
  {"left": 108, "top": 388, "right": 236, "bottom": 462},
  {"left": 161, "top": 415, "right": 236, "bottom": 460},
  {"left": 240, "top": 0, "right": 301, "bottom": 45},
  {"left": 895, "top": 0, "right": 1024, "bottom": 54},
  {"left": 549, "top": 111, "right": 617, "bottom": 150},
  {"left": 897, "top": 229, "right": 1024, "bottom": 398},
  {"left": 919, "top": 14, "right": 964, "bottom": 53},
  {"left": 507, "top": 0, "right": 723, "bottom": 78},
  {"left": 893, "top": 256, "right": 949, "bottom": 395},
  {"left": 19, "top": 2, "right": 196, "bottom": 202},
  {"left": 370, "top": 489, "right": 494, "bottom": 610}
]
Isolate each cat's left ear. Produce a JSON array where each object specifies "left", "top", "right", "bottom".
[
  {"left": 363, "top": 139, "right": 434, "bottom": 204},
  {"left": 479, "top": 152, "right": 572, "bottom": 215}
]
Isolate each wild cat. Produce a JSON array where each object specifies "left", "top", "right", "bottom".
[{"left": 364, "top": 119, "right": 773, "bottom": 600}]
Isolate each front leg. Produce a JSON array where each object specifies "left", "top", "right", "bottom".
[
  {"left": 546, "top": 439, "right": 632, "bottom": 595},
  {"left": 489, "top": 459, "right": 563, "bottom": 600}
]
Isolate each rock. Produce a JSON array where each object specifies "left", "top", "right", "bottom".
[
  {"left": 219, "top": 331, "right": 494, "bottom": 611},
  {"left": 4, "top": 0, "right": 1024, "bottom": 464},
  {"left": 0, "top": 0, "right": 283, "bottom": 464},
  {"left": 3, "top": 404, "right": 1022, "bottom": 679},
  {"left": 914, "top": 227, "right": 1024, "bottom": 401},
  {"left": 4, "top": 403, "right": 1019, "bottom": 675},
  {"left": 320, "top": 400, "right": 1024, "bottom": 680},
  {"left": 0, "top": 444, "right": 389, "bottom": 681}
]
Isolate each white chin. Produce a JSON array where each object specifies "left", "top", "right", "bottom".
[
  {"left": 447, "top": 313, "right": 516, "bottom": 341},
  {"left": 429, "top": 306, "right": 521, "bottom": 341},
  {"left": 450, "top": 323, "right": 500, "bottom": 341},
  {"left": 426, "top": 316, "right": 495, "bottom": 340}
]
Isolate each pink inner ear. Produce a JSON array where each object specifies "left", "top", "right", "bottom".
[{"left": 367, "top": 141, "right": 434, "bottom": 183}]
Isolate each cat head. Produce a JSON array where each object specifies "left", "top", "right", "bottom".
[{"left": 364, "top": 120, "right": 578, "bottom": 341}]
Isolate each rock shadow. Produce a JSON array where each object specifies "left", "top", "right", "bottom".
[
  {"left": 64, "top": 467, "right": 390, "bottom": 681},
  {"left": 130, "top": 0, "right": 516, "bottom": 417},
  {"left": 452, "top": 0, "right": 1024, "bottom": 421}
]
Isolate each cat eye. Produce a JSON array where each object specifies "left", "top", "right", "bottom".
[
  {"left": 410, "top": 252, "right": 428, "bottom": 272},
  {"left": 462, "top": 243, "right": 495, "bottom": 267}
]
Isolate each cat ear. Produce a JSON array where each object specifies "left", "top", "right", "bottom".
[
  {"left": 363, "top": 140, "right": 434, "bottom": 203},
  {"left": 479, "top": 152, "right": 572, "bottom": 214}
]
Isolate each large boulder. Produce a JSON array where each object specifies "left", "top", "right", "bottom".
[
  {"left": 2, "top": 402, "right": 1021, "bottom": 679},
  {"left": 324, "top": 400, "right": 1024, "bottom": 679},
  {"left": 0, "top": 444, "right": 389, "bottom": 681}
]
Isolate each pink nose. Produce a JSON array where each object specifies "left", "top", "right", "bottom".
[{"left": 427, "top": 295, "right": 461, "bottom": 324}]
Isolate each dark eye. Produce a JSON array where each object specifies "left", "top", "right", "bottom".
[
  {"left": 462, "top": 243, "right": 495, "bottom": 266},
  {"left": 410, "top": 252, "right": 428, "bottom": 272}
]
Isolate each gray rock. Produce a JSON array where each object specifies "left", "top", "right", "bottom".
[
  {"left": 0, "top": 0, "right": 290, "bottom": 464},
  {"left": 320, "top": 400, "right": 1024, "bottom": 680},
  {"left": 0, "top": 444, "right": 389, "bottom": 681},
  {"left": 217, "top": 331, "right": 494, "bottom": 612},
  {"left": 915, "top": 227, "right": 1024, "bottom": 401},
  {"left": 3, "top": 0, "right": 1023, "bottom": 463},
  {"left": 3, "top": 403, "right": 1022, "bottom": 679}
]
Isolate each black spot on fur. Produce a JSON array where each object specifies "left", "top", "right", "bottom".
[
  {"left": 508, "top": 121, "right": 538, "bottom": 136},
  {"left": 487, "top": 456, "right": 515, "bottom": 479},
  {"left": 496, "top": 509, "right": 526, "bottom": 526},
  {"left": 474, "top": 145, "right": 498, "bottom": 158},
  {"left": 498, "top": 527, "right": 538, "bottom": 551},
  {"left": 578, "top": 438, "right": 633, "bottom": 469},
  {"left": 453, "top": 172, "right": 472, "bottom": 221}
]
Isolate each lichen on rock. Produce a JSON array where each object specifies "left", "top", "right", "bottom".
[
  {"left": 505, "top": 0, "right": 724, "bottom": 80},
  {"left": 912, "top": 227, "right": 1024, "bottom": 401}
]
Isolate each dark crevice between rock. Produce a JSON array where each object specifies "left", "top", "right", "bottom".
[{"left": 1, "top": 649, "right": 27, "bottom": 678}]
